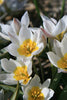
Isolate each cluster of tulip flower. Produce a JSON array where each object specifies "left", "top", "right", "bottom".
[{"left": 0, "top": 11, "right": 67, "bottom": 100}]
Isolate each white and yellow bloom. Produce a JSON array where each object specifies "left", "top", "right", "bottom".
[
  {"left": 5, "top": 26, "right": 45, "bottom": 60},
  {"left": 0, "top": 11, "right": 29, "bottom": 40},
  {"left": 47, "top": 36, "right": 67, "bottom": 73},
  {"left": 23, "top": 75, "right": 54, "bottom": 100},
  {"left": 0, "top": 58, "right": 32, "bottom": 85},
  {"left": 41, "top": 14, "right": 67, "bottom": 41}
]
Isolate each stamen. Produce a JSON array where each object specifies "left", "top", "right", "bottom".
[
  {"left": 57, "top": 53, "right": 67, "bottom": 71},
  {"left": 13, "top": 66, "right": 30, "bottom": 84},
  {"left": 56, "top": 31, "right": 66, "bottom": 41},
  {"left": 17, "top": 39, "right": 39, "bottom": 57},
  {"left": 28, "top": 86, "right": 44, "bottom": 100}
]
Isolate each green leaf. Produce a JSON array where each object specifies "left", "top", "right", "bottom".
[
  {"left": 58, "top": 85, "right": 67, "bottom": 100},
  {"left": 0, "top": 84, "right": 23, "bottom": 95},
  {"left": 10, "top": 82, "right": 19, "bottom": 100},
  {"left": 51, "top": 65, "right": 57, "bottom": 80},
  {"left": 60, "top": 0, "right": 65, "bottom": 18},
  {"left": 0, "top": 36, "right": 11, "bottom": 50},
  {"left": 0, "top": 52, "right": 16, "bottom": 60},
  {"left": 50, "top": 73, "right": 63, "bottom": 90}
]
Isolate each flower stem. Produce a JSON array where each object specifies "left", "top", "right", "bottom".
[
  {"left": 60, "top": 0, "right": 65, "bottom": 18},
  {"left": 38, "top": 57, "right": 44, "bottom": 83}
]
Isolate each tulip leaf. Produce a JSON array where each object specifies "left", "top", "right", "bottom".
[
  {"left": 0, "top": 52, "right": 16, "bottom": 60},
  {"left": 0, "top": 84, "right": 23, "bottom": 95},
  {"left": 58, "top": 85, "right": 67, "bottom": 100},
  {"left": 0, "top": 36, "right": 11, "bottom": 50},
  {"left": 50, "top": 73, "right": 63, "bottom": 90}
]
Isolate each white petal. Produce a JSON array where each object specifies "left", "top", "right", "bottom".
[
  {"left": 52, "top": 18, "right": 66, "bottom": 36},
  {"left": 41, "top": 28, "right": 53, "bottom": 38},
  {"left": 8, "top": 32, "right": 19, "bottom": 44},
  {"left": 5, "top": 43, "right": 19, "bottom": 57},
  {"left": 50, "top": 18, "right": 57, "bottom": 24},
  {"left": 21, "top": 11, "right": 29, "bottom": 27},
  {"left": 53, "top": 39, "right": 63, "bottom": 57},
  {"left": 41, "top": 79, "right": 51, "bottom": 89},
  {"left": 1, "top": 58, "right": 17, "bottom": 72},
  {"left": 27, "top": 60, "right": 32, "bottom": 75},
  {"left": 61, "top": 36, "right": 67, "bottom": 55},
  {"left": 11, "top": 18, "right": 21, "bottom": 34},
  {"left": 47, "top": 52, "right": 60, "bottom": 67},
  {"left": 43, "top": 20, "right": 55, "bottom": 35},
  {"left": 19, "top": 25, "right": 33, "bottom": 44},
  {"left": 34, "top": 29, "right": 43, "bottom": 44},
  {"left": 0, "top": 32, "right": 10, "bottom": 40},
  {"left": 46, "top": 89, "right": 54, "bottom": 100},
  {"left": 41, "top": 14, "right": 55, "bottom": 34},
  {"left": 32, "top": 42, "right": 44, "bottom": 56},
  {"left": 41, "top": 88, "right": 49, "bottom": 98},
  {"left": 0, "top": 74, "right": 17, "bottom": 85},
  {"left": 61, "top": 15, "right": 67, "bottom": 26},
  {"left": 0, "top": 24, "right": 14, "bottom": 35},
  {"left": 29, "top": 75, "right": 40, "bottom": 87},
  {"left": 58, "top": 68, "right": 67, "bottom": 73},
  {"left": 23, "top": 86, "right": 30, "bottom": 100}
]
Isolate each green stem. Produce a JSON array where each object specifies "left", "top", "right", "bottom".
[
  {"left": 51, "top": 64, "right": 57, "bottom": 80},
  {"left": 0, "top": 84, "right": 23, "bottom": 95},
  {"left": 10, "top": 81, "right": 19, "bottom": 100},
  {"left": 60, "top": 0, "right": 65, "bottom": 18},
  {"left": 48, "top": 38, "right": 52, "bottom": 51},
  {"left": 32, "top": 59, "right": 38, "bottom": 75},
  {"left": 33, "top": 0, "right": 40, "bottom": 17},
  {"left": 38, "top": 57, "right": 44, "bottom": 83}
]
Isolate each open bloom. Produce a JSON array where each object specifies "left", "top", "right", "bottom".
[
  {"left": 41, "top": 14, "right": 67, "bottom": 41},
  {"left": 0, "top": 11, "right": 29, "bottom": 40},
  {"left": 47, "top": 36, "right": 67, "bottom": 73},
  {"left": 23, "top": 75, "right": 54, "bottom": 100},
  {"left": 0, "top": 58, "right": 32, "bottom": 85},
  {"left": 5, "top": 26, "right": 45, "bottom": 60}
]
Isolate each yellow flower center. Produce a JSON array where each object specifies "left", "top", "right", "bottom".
[
  {"left": 57, "top": 53, "right": 67, "bottom": 71},
  {"left": 0, "top": 0, "right": 4, "bottom": 5},
  {"left": 13, "top": 66, "right": 30, "bottom": 84},
  {"left": 17, "top": 39, "right": 39, "bottom": 57},
  {"left": 56, "top": 31, "right": 65, "bottom": 41},
  {"left": 28, "top": 86, "right": 44, "bottom": 100}
]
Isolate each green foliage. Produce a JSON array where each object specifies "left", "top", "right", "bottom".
[
  {"left": 0, "top": 36, "right": 11, "bottom": 50},
  {"left": 10, "top": 82, "right": 19, "bottom": 100}
]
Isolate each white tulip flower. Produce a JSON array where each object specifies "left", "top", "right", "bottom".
[
  {"left": 47, "top": 36, "right": 67, "bottom": 73},
  {"left": 41, "top": 14, "right": 67, "bottom": 41},
  {"left": 0, "top": 58, "right": 32, "bottom": 85},
  {"left": 0, "top": 11, "right": 29, "bottom": 40},
  {"left": 5, "top": 26, "right": 45, "bottom": 60},
  {"left": 23, "top": 75, "right": 54, "bottom": 100}
]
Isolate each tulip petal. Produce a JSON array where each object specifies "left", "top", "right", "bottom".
[
  {"left": 47, "top": 52, "right": 60, "bottom": 67},
  {"left": 21, "top": 11, "right": 29, "bottom": 27}
]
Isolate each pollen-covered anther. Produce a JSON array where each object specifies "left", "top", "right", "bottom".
[
  {"left": 13, "top": 66, "right": 30, "bottom": 84},
  {"left": 56, "top": 31, "right": 66, "bottom": 41},
  {"left": 17, "top": 39, "right": 39, "bottom": 57},
  {"left": 28, "top": 86, "right": 44, "bottom": 100},
  {"left": 57, "top": 53, "right": 67, "bottom": 70}
]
